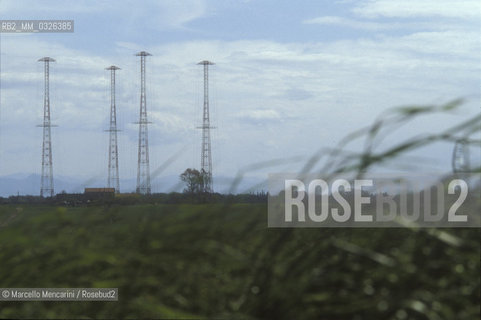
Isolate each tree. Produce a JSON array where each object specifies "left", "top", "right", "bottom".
[{"left": 180, "top": 168, "right": 205, "bottom": 194}]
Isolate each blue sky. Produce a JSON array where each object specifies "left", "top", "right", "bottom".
[{"left": 0, "top": 0, "right": 480, "bottom": 193}]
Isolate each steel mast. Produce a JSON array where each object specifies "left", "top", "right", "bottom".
[
  {"left": 197, "top": 60, "right": 215, "bottom": 193},
  {"left": 106, "top": 65, "right": 121, "bottom": 193},
  {"left": 38, "top": 57, "right": 55, "bottom": 197},
  {"left": 135, "top": 51, "right": 152, "bottom": 194}
]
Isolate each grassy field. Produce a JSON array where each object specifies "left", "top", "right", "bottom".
[{"left": 0, "top": 203, "right": 479, "bottom": 319}]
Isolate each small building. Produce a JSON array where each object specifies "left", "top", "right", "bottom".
[{"left": 84, "top": 188, "right": 115, "bottom": 199}]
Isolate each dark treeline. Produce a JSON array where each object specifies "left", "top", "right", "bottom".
[{"left": 0, "top": 191, "right": 268, "bottom": 206}]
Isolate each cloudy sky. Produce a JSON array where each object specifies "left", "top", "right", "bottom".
[{"left": 0, "top": 0, "right": 480, "bottom": 192}]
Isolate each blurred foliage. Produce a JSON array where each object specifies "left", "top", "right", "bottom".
[
  {"left": 0, "top": 99, "right": 479, "bottom": 319},
  {"left": 0, "top": 204, "right": 478, "bottom": 319}
]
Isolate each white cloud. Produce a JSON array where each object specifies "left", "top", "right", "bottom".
[
  {"left": 115, "top": 42, "right": 143, "bottom": 52},
  {"left": 302, "top": 15, "right": 465, "bottom": 32},
  {"left": 156, "top": 1, "right": 206, "bottom": 28},
  {"left": 353, "top": 0, "right": 481, "bottom": 19},
  {"left": 0, "top": 0, "right": 111, "bottom": 15},
  {"left": 0, "top": 0, "right": 207, "bottom": 29},
  {"left": 304, "top": 15, "right": 392, "bottom": 31},
  {"left": 0, "top": 13, "right": 479, "bottom": 182},
  {"left": 237, "top": 109, "right": 281, "bottom": 122}
]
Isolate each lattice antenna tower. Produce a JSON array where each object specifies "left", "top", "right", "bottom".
[
  {"left": 197, "top": 60, "right": 215, "bottom": 193},
  {"left": 135, "top": 51, "right": 152, "bottom": 194},
  {"left": 38, "top": 57, "right": 56, "bottom": 197},
  {"left": 106, "top": 65, "right": 121, "bottom": 193}
]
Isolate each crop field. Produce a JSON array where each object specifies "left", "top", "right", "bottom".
[{"left": 0, "top": 203, "right": 478, "bottom": 319}]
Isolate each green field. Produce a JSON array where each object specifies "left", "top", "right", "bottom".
[{"left": 0, "top": 203, "right": 479, "bottom": 319}]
